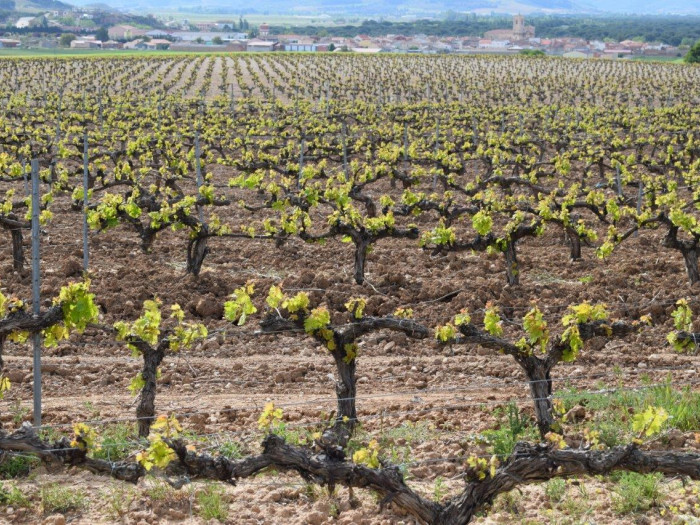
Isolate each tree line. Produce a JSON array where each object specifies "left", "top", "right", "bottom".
[{"left": 272, "top": 15, "right": 700, "bottom": 46}]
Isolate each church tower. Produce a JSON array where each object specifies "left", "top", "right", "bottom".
[{"left": 513, "top": 14, "right": 526, "bottom": 39}]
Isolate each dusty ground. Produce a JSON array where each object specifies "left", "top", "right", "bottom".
[
  {"left": 0, "top": 182, "right": 699, "bottom": 524},
  {"left": 0, "top": 55, "right": 698, "bottom": 524}
]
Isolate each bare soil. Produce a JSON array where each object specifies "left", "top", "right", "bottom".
[{"left": 0, "top": 164, "right": 699, "bottom": 525}]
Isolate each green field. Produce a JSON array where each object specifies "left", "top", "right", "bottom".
[
  {"left": 631, "top": 55, "right": 685, "bottom": 63},
  {"left": 0, "top": 48, "right": 227, "bottom": 58},
  {"left": 0, "top": 48, "right": 172, "bottom": 57}
]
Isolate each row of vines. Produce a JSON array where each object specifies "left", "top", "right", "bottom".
[{"left": 0, "top": 54, "right": 699, "bottom": 524}]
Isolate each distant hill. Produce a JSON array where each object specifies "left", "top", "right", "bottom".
[
  {"left": 82, "top": 2, "right": 118, "bottom": 10},
  {"left": 14, "top": 0, "right": 72, "bottom": 10},
  {"left": 63, "top": 0, "right": 700, "bottom": 15},
  {"left": 580, "top": 0, "right": 699, "bottom": 14},
  {"left": 0, "top": 0, "right": 167, "bottom": 30},
  {"left": 0, "top": 0, "right": 72, "bottom": 12}
]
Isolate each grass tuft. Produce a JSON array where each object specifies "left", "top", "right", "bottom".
[
  {"left": 41, "top": 483, "right": 87, "bottom": 514},
  {"left": 196, "top": 484, "right": 228, "bottom": 522}
]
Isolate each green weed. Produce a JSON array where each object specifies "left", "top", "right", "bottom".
[
  {"left": 433, "top": 476, "right": 447, "bottom": 502},
  {"left": 0, "top": 483, "right": 30, "bottom": 507},
  {"left": 559, "top": 494, "right": 589, "bottom": 519},
  {"left": 557, "top": 378, "right": 700, "bottom": 443},
  {"left": 611, "top": 472, "right": 663, "bottom": 515},
  {"left": 41, "top": 483, "right": 87, "bottom": 514},
  {"left": 219, "top": 439, "right": 245, "bottom": 459},
  {"left": 103, "top": 484, "right": 136, "bottom": 519},
  {"left": 545, "top": 478, "right": 567, "bottom": 504},
  {"left": 0, "top": 454, "right": 40, "bottom": 479},
  {"left": 144, "top": 478, "right": 175, "bottom": 501},
  {"left": 10, "top": 401, "right": 29, "bottom": 426},
  {"left": 38, "top": 427, "right": 67, "bottom": 443},
  {"left": 92, "top": 423, "right": 140, "bottom": 462},
  {"left": 492, "top": 489, "right": 521, "bottom": 515},
  {"left": 480, "top": 402, "right": 537, "bottom": 456},
  {"left": 381, "top": 421, "right": 437, "bottom": 444},
  {"left": 303, "top": 483, "right": 322, "bottom": 502},
  {"left": 196, "top": 484, "right": 228, "bottom": 522}
]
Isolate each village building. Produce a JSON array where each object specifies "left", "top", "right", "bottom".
[
  {"left": 285, "top": 38, "right": 318, "bottom": 52},
  {"left": 351, "top": 47, "right": 382, "bottom": 53},
  {"left": 484, "top": 15, "right": 535, "bottom": 42},
  {"left": 15, "top": 17, "right": 35, "bottom": 29},
  {"left": 71, "top": 40, "right": 101, "bottom": 49},
  {"left": 145, "top": 30, "right": 173, "bottom": 39},
  {"left": 0, "top": 39, "right": 21, "bottom": 48},
  {"left": 246, "top": 40, "right": 278, "bottom": 52},
  {"left": 108, "top": 25, "right": 145, "bottom": 40},
  {"left": 145, "top": 39, "right": 171, "bottom": 50},
  {"left": 170, "top": 41, "right": 247, "bottom": 52}
]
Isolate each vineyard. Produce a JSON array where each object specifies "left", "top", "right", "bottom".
[{"left": 0, "top": 53, "right": 699, "bottom": 524}]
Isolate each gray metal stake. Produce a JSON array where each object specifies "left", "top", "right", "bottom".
[
  {"left": 30, "top": 159, "right": 41, "bottom": 427},
  {"left": 83, "top": 131, "right": 90, "bottom": 271},
  {"left": 634, "top": 183, "right": 644, "bottom": 238},
  {"left": 342, "top": 122, "right": 349, "bottom": 178},
  {"left": 298, "top": 135, "right": 305, "bottom": 189},
  {"left": 433, "top": 119, "right": 440, "bottom": 190},
  {"left": 195, "top": 129, "right": 204, "bottom": 222},
  {"left": 403, "top": 122, "right": 409, "bottom": 162}
]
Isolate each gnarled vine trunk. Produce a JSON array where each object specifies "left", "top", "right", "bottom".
[
  {"left": 4, "top": 428, "right": 700, "bottom": 525},
  {"left": 186, "top": 233, "right": 209, "bottom": 276},
  {"left": 503, "top": 241, "right": 519, "bottom": 286},
  {"left": 519, "top": 357, "right": 554, "bottom": 438},
  {"left": 1, "top": 216, "right": 26, "bottom": 272},
  {"left": 136, "top": 346, "right": 166, "bottom": 438},
  {"left": 566, "top": 226, "right": 581, "bottom": 261},
  {"left": 680, "top": 247, "right": 700, "bottom": 285},
  {"left": 353, "top": 238, "right": 370, "bottom": 285},
  {"left": 0, "top": 305, "right": 64, "bottom": 425},
  {"left": 139, "top": 227, "right": 159, "bottom": 254},
  {"left": 662, "top": 225, "right": 700, "bottom": 285},
  {"left": 10, "top": 229, "right": 23, "bottom": 272},
  {"left": 0, "top": 334, "right": 5, "bottom": 376},
  {"left": 330, "top": 350, "right": 357, "bottom": 446}
]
